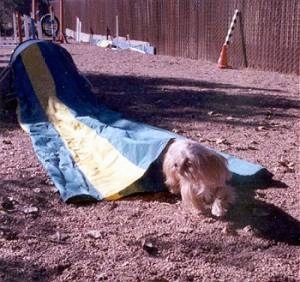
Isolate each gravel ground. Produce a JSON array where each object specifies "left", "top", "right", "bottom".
[{"left": 0, "top": 42, "right": 299, "bottom": 281}]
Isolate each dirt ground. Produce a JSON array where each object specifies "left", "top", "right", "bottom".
[{"left": 0, "top": 42, "right": 299, "bottom": 282}]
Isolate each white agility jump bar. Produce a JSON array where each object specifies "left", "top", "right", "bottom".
[{"left": 224, "top": 9, "right": 239, "bottom": 45}]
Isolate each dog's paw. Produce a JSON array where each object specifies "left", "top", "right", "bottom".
[{"left": 211, "top": 199, "right": 226, "bottom": 217}]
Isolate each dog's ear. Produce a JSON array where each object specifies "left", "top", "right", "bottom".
[
  {"left": 179, "top": 157, "right": 193, "bottom": 175},
  {"left": 205, "top": 153, "right": 232, "bottom": 183}
]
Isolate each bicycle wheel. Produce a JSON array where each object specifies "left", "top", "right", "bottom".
[{"left": 40, "top": 13, "right": 60, "bottom": 37}]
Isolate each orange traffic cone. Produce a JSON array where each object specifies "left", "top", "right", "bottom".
[{"left": 218, "top": 44, "right": 229, "bottom": 69}]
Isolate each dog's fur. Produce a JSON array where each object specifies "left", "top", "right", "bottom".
[{"left": 162, "top": 139, "right": 235, "bottom": 217}]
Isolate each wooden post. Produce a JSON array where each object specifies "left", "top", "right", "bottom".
[
  {"left": 36, "top": 20, "right": 43, "bottom": 39},
  {"left": 24, "top": 16, "right": 30, "bottom": 40},
  {"left": 13, "top": 12, "right": 17, "bottom": 42},
  {"left": 32, "top": 0, "right": 36, "bottom": 20},
  {"left": 115, "top": 15, "right": 119, "bottom": 47},
  {"left": 57, "top": 0, "right": 67, "bottom": 42},
  {"left": 115, "top": 15, "right": 119, "bottom": 37},
  {"left": 17, "top": 12, "right": 23, "bottom": 43}
]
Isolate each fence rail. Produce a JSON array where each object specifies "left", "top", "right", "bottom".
[{"left": 52, "top": 0, "right": 299, "bottom": 74}]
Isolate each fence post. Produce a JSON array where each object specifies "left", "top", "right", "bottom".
[
  {"left": 16, "top": 12, "right": 23, "bottom": 43},
  {"left": 32, "top": 0, "right": 36, "bottom": 21},
  {"left": 57, "top": 0, "right": 67, "bottom": 42},
  {"left": 24, "top": 16, "right": 30, "bottom": 40},
  {"left": 36, "top": 20, "right": 43, "bottom": 39},
  {"left": 115, "top": 15, "right": 119, "bottom": 47},
  {"left": 30, "top": 17, "right": 37, "bottom": 39},
  {"left": 13, "top": 13, "right": 17, "bottom": 42}
]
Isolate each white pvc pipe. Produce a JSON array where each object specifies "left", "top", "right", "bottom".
[
  {"left": 76, "top": 17, "right": 82, "bottom": 42},
  {"left": 24, "top": 16, "right": 30, "bottom": 40}
]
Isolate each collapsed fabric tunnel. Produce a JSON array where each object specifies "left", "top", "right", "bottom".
[{"left": 10, "top": 40, "right": 272, "bottom": 202}]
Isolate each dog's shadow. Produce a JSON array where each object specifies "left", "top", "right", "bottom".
[
  {"left": 138, "top": 176, "right": 300, "bottom": 246},
  {"left": 224, "top": 179, "right": 300, "bottom": 246}
]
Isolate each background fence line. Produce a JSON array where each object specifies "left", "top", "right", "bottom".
[{"left": 52, "top": 0, "right": 299, "bottom": 75}]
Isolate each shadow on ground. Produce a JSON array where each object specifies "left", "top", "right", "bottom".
[
  {"left": 0, "top": 258, "right": 70, "bottom": 282},
  {"left": 225, "top": 181, "right": 300, "bottom": 246},
  {"left": 87, "top": 73, "right": 300, "bottom": 128}
]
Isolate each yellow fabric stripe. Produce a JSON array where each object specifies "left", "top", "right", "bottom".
[{"left": 21, "top": 45, "right": 145, "bottom": 199}]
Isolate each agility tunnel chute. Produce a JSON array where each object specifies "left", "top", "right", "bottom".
[{"left": 9, "top": 40, "right": 272, "bottom": 202}]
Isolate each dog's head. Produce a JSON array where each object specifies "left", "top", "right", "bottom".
[
  {"left": 163, "top": 139, "right": 232, "bottom": 191},
  {"left": 162, "top": 141, "right": 183, "bottom": 194}
]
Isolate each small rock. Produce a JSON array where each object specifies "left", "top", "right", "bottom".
[
  {"left": 178, "top": 227, "right": 194, "bottom": 234},
  {"left": 23, "top": 206, "right": 39, "bottom": 214},
  {"left": 247, "top": 145, "right": 258, "bottom": 150},
  {"left": 208, "top": 111, "right": 222, "bottom": 117},
  {"left": 1, "top": 229, "right": 18, "bottom": 240},
  {"left": 235, "top": 145, "right": 248, "bottom": 151},
  {"left": 96, "top": 273, "right": 108, "bottom": 280},
  {"left": 109, "top": 202, "right": 118, "bottom": 211},
  {"left": 278, "top": 159, "right": 295, "bottom": 173},
  {"left": 215, "top": 138, "right": 224, "bottom": 144},
  {"left": 283, "top": 167, "right": 295, "bottom": 173},
  {"left": 215, "top": 138, "right": 231, "bottom": 145},
  {"left": 202, "top": 217, "right": 216, "bottom": 224},
  {"left": 141, "top": 239, "right": 158, "bottom": 255},
  {"left": 256, "top": 126, "right": 267, "bottom": 131},
  {"left": 33, "top": 188, "right": 41, "bottom": 193},
  {"left": 198, "top": 138, "right": 207, "bottom": 143},
  {"left": 86, "top": 230, "right": 103, "bottom": 239},
  {"left": 49, "top": 186, "right": 58, "bottom": 193},
  {"left": 243, "top": 225, "right": 253, "bottom": 234},
  {"left": 222, "top": 224, "right": 237, "bottom": 236},
  {"left": 172, "top": 128, "right": 185, "bottom": 134},
  {"left": 1, "top": 197, "right": 15, "bottom": 210},
  {"left": 2, "top": 139, "right": 12, "bottom": 145},
  {"left": 50, "top": 231, "right": 69, "bottom": 242},
  {"left": 255, "top": 192, "right": 266, "bottom": 199}
]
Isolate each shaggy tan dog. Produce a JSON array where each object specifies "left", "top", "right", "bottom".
[{"left": 162, "top": 139, "right": 236, "bottom": 217}]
